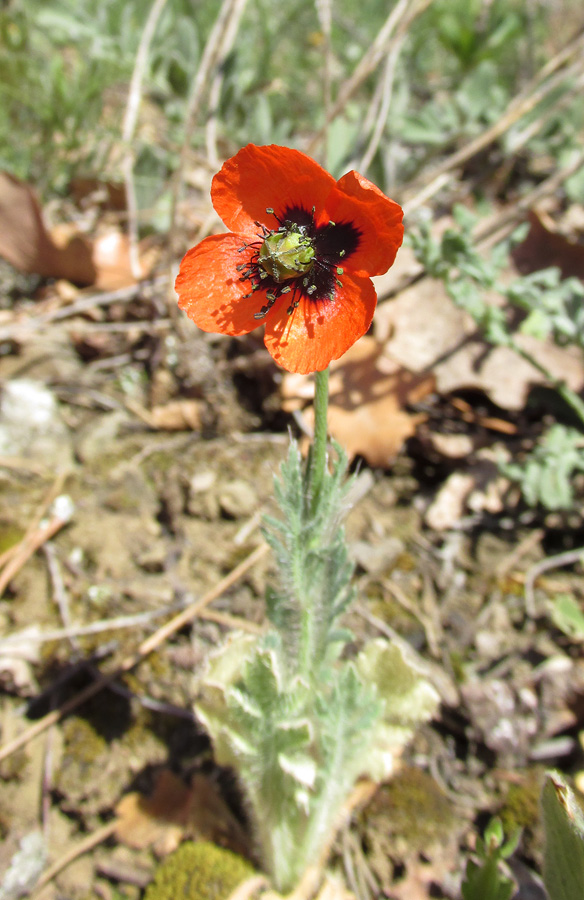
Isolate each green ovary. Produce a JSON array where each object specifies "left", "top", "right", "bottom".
[{"left": 259, "top": 231, "right": 315, "bottom": 282}]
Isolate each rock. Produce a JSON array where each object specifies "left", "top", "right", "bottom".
[
  {"left": 74, "top": 410, "right": 130, "bottom": 463},
  {"left": 0, "top": 378, "right": 73, "bottom": 468},
  {"left": 218, "top": 480, "right": 257, "bottom": 519},
  {"left": 351, "top": 536, "right": 405, "bottom": 575}
]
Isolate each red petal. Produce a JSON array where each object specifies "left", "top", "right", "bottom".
[
  {"left": 175, "top": 233, "right": 264, "bottom": 335},
  {"left": 323, "top": 171, "right": 403, "bottom": 276},
  {"left": 263, "top": 273, "right": 377, "bottom": 374},
  {"left": 212, "top": 144, "right": 336, "bottom": 235}
]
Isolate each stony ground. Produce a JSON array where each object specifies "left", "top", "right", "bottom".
[{"left": 0, "top": 269, "right": 583, "bottom": 900}]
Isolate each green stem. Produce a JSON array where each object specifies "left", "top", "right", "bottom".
[
  {"left": 296, "top": 367, "right": 330, "bottom": 679},
  {"left": 310, "top": 367, "right": 330, "bottom": 511}
]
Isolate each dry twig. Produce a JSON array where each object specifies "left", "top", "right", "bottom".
[
  {"left": 167, "top": 0, "right": 249, "bottom": 277},
  {"left": 122, "top": 0, "right": 170, "bottom": 277},
  {"left": 524, "top": 546, "right": 584, "bottom": 616},
  {"left": 307, "top": 0, "right": 433, "bottom": 156},
  {"left": 402, "top": 25, "right": 584, "bottom": 214},
  {"left": 0, "top": 542, "right": 269, "bottom": 764}
]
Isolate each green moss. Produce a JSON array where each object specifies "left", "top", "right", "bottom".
[
  {"left": 0, "top": 522, "right": 24, "bottom": 556},
  {"left": 367, "top": 590, "right": 420, "bottom": 639},
  {"left": 449, "top": 650, "right": 466, "bottom": 684},
  {"left": 364, "top": 766, "right": 456, "bottom": 853},
  {"left": 61, "top": 716, "right": 108, "bottom": 764},
  {"left": 143, "top": 841, "right": 254, "bottom": 900},
  {"left": 500, "top": 768, "right": 544, "bottom": 835}
]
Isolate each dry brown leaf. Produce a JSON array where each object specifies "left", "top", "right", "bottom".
[
  {"left": 377, "top": 271, "right": 584, "bottom": 410},
  {"left": 69, "top": 177, "right": 126, "bottom": 212},
  {"left": 0, "top": 172, "right": 157, "bottom": 290},
  {"left": 424, "top": 472, "right": 476, "bottom": 531},
  {"left": 512, "top": 209, "right": 584, "bottom": 279},
  {"left": 284, "top": 338, "right": 433, "bottom": 467},
  {"left": 115, "top": 769, "right": 193, "bottom": 854},
  {"left": 91, "top": 229, "right": 158, "bottom": 290},
  {"left": 149, "top": 399, "right": 202, "bottom": 431},
  {"left": 115, "top": 769, "right": 250, "bottom": 858},
  {"left": 0, "top": 172, "right": 96, "bottom": 284}
]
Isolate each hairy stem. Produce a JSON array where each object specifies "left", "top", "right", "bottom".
[{"left": 310, "top": 367, "right": 330, "bottom": 512}]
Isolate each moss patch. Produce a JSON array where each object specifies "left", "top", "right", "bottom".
[{"left": 143, "top": 841, "right": 254, "bottom": 900}]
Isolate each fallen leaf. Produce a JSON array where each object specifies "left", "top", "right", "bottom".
[
  {"left": 92, "top": 229, "right": 158, "bottom": 290},
  {"left": 69, "top": 177, "right": 126, "bottom": 212},
  {"left": 149, "top": 399, "right": 202, "bottom": 431},
  {"left": 424, "top": 472, "right": 476, "bottom": 531},
  {"left": 512, "top": 209, "right": 584, "bottom": 279},
  {"left": 377, "top": 271, "right": 584, "bottom": 410},
  {"left": 115, "top": 769, "right": 250, "bottom": 857},
  {"left": 282, "top": 338, "right": 434, "bottom": 467},
  {"left": 115, "top": 769, "right": 191, "bottom": 854},
  {"left": 0, "top": 172, "right": 96, "bottom": 284},
  {"left": 0, "top": 172, "right": 157, "bottom": 290}
]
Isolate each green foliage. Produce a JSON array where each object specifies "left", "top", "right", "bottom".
[
  {"left": 549, "top": 593, "right": 584, "bottom": 641},
  {"left": 461, "top": 817, "right": 519, "bottom": 900},
  {"left": 367, "top": 766, "right": 455, "bottom": 853},
  {"left": 195, "top": 443, "right": 438, "bottom": 891},
  {"left": 143, "top": 841, "right": 254, "bottom": 900},
  {"left": 410, "top": 206, "right": 584, "bottom": 354},
  {"left": 2, "top": 0, "right": 572, "bottom": 204},
  {"left": 541, "top": 772, "right": 584, "bottom": 900},
  {"left": 411, "top": 211, "right": 584, "bottom": 510},
  {"left": 263, "top": 441, "right": 354, "bottom": 678},
  {"left": 501, "top": 425, "right": 584, "bottom": 511}
]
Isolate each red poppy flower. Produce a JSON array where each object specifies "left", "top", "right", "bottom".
[{"left": 175, "top": 144, "right": 404, "bottom": 374}]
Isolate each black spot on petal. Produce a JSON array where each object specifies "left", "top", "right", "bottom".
[
  {"left": 315, "top": 220, "right": 360, "bottom": 263},
  {"left": 282, "top": 206, "right": 315, "bottom": 235}
]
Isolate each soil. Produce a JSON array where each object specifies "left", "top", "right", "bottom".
[{"left": 0, "top": 276, "right": 583, "bottom": 900}]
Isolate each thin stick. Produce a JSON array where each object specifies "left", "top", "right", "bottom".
[
  {"left": 31, "top": 821, "right": 118, "bottom": 897},
  {"left": 0, "top": 276, "right": 167, "bottom": 343},
  {"left": 0, "top": 542, "right": 269, "bottom": 764},
  {"left": 403, "top": 28, "right": 584, "bottom": 214},
  {"left": 0, "top": 603, "right": 186, "bottom": 650},
  {"left": 307, "top": 0, "right": 433, "bottom": 156},
  {"left": 122, "top": 0, "right": 170, "bottom": 278},
  {"left": 524, "top": 546, "right": 584, "bottom": 617},
  {"left": 0, "top": 475, "right": 71, "bottom": 597},
  {"left": 205, "top": 0, "right": 251, "bottom": 170},
  {"left": 314, "top": 0, "right": 333, "bottom": 164},
  {"left": 358, "top": 31, "right": 406, "bottom": 174},
  {"left": 167, "top": 0, "right": 249, "bottom": 275}
]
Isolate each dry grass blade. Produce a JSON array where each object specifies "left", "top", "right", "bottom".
[
  {"left": 205, "top": 0, "right": 252, "bottom": 169},
  {"left": 0, "top": 542, "right": 269, "bottom": 764},
  {"left": 0, "top": 474, "right": 71, "bottom": 597},
  {"left": 122, "top": 0, "right": 170, "bottom": 278},
  {"left": 307, "top": 0, "right": 434, "bottom": 156},
  {"left": 314, "top": 0, "right": 333, "bottom": 165},
  {"left": 358, "top": 31, "right": 406, "bottom": 176},
  {"left": 167, "top": 0, "right": 249, "bottom": 283},
  {"left": 380, "top": 150, "right": 584, "bottom": 305},
  {"left": 403, "top": 25, "right": 584, "bottom": 214},
  {"left": 30, "top": 822, "right": 118, "bottom": 898}
]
